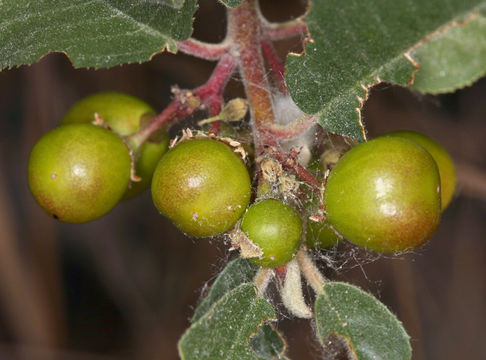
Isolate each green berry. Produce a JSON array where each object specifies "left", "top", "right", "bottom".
[
  {"left": 28, "top": 123, "right": 131, "bottom": 223},
  {"left": 384, "top": 130, "right": 456, "bottom": 210},
  {"left": 306, "top": 220, "right": 340, "bottom": 249},
  {"left": 62, "top": 92, "right": 168, "bottom": 198},
  {"left": 62, "top": 92, "right": 155, "bottom": 135},
  {"left": 240, "top": 199, "right": 302, "bottom": 267},
  {"left": 151, "top": 138, "right": 251, "bottom": 238},
  {"left": 324, "top": 137, "right": 441, "bottom": 253}
]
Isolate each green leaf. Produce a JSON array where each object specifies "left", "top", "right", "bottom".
[
  {"left": 315, "top": 282, "right": 411, "bottom": 360},
  {"left": 159, "top": 0, "right": 186, "bottom": 10},
  {"left": 0, "top": 0, "right": 197, "bottom": 69},
  {"left": 178, "top": 284, "right": 277, "bottom": 360},
  {"left": 410, "top": 14, "right": 486, "bottom": 93},
  {"left": 192, "top": 257, "right": 258, "bottom": 323},
  {"left": 218, "top": 0, "right": 243, "bottom": 8},
  {"left": 286, "top": 0, "right": 486, "bottom": 141},
  {"left": 250, "top": 323, "right": 287, "bottom": 360}
]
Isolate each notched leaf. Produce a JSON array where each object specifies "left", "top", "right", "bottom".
[
  {"left": 250, "top": 323, "right": 287, "bottom": 359},
  {"left": 409, "top": 12, "right": 486, "bottom": 93},
  {"left": 286, "top": 0, "right": 486, "bottom": 142},
  {"left": 315, "top": 282, "right": 411, "bottom": 360},
  {"left": 321, "top": 333, "right": 358, "bottom": 360}
]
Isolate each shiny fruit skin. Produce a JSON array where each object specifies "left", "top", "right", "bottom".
[
  {"left": 324, "top": 137, "right": 441, "bottom": 253},
  {"left": 62, "top": 92, "right": 168, "bottom": 198},
  {"left": 384, "top": 130, "right": 456, "bottom": 210},
  {"left": 151, "top": 138, "right": 251, "bottom": 238},
  {"left": 62, "top": 92, "right": 155, "bottom": 135},
  {"left": 240, "top": 199, "right": 302, "bottom": 268},
  {"left": 28, "top": 123, "right": 131, "bottom": 223}
]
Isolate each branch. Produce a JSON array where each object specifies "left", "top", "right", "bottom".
[
  {"left": 270, "top": 146, "right": 322, "bottom": 192},
  {"left": 128, "top": 53, "right": 237, "bottom": 148},
  {"left": 263, "top": 19, "right": 308, "bottom": 41},
  {"left": 228, "top": 0, "right": 279, "bottom": 151},
  {"left": 176, "top": 38, "right": 230, "bottom": 61}
]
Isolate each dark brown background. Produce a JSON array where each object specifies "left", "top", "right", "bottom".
[{"left": 0, "top": 1, "right": 485, "bottom": 359}]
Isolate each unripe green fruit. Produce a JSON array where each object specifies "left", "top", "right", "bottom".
[
  {"left": 151, "top": 138, "right": 251, "bottom": 238},
  {"left": 306, "top": 220, "right": 340, "bottom": 249},
  {"left": 324, "top": 137, "right": 441, "bottom": 253},
  {"left": 240, "top": 199, "right": 302, "bottom": 267},
  {"left": 62, "top": 92, "right": 155, "bottom": 135},
  {"left": 384, "top": 130, "right": 456, "bottom": 210},
  {"left": 28, "top": 123, "right": 131, "bottom": 223},
  {"left": 62, "top": 92, "right": 168, "bottom": 198}
]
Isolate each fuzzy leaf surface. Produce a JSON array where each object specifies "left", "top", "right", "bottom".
[
  {"left": 192, "top": 257, "right": 258, "bottom": 323},
  {"left": 179, "top": 284, "right": 276, "bottom": 360},
  {"left": 410, "top": 13, "right": 486, "bottom": 93},
  {"left": 159, "top": 0, "right": 185, "bottom": 9},
  {"left": 0, "top": 0, "right": 197, "bottom": 69},
  {"left": 315, "top": 282, "right": 411, "bottom": 360},
  {"left": 286, "top": 0, "right": 486, "bottom": 141},
  {"left": 250, "top": 323, "right": 287, "bottom": 359}
]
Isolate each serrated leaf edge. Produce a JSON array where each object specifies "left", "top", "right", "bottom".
[{"left": 288, "top": 3, "right": 485, "bottom": 142}]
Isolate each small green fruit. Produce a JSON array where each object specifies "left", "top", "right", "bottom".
[
  {"left": 306, "top": 220, "right": 340, "bottom": 249},
  {"left": 62, "top": 92, "right": 168, "bottom": 198},
  {"left": 151, "top": 138, "right": 251, "bottom": 238},
  {"left": 384, "top": 130, "right": 456, "bottom": 210},
  {"left": 28, "top": 123, "right": 131, "bottom": 223},
  {"left": 324, "top": 137, "right": 441, "bottom": 253},
  {"left": 241, "top": 199, "right": 302, "bottom": 267}
]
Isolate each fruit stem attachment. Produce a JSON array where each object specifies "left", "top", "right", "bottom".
[{"left": 270, "top": 147, "right": 322, "bottom": 192}]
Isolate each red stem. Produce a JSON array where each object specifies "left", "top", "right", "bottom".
[
  {"left": 228, "top": 0, "right": 279, "bottom": 151},
  {"left": 128, "top": 54, "right": 237, "bottom": 148},
  {"left": 260, "top": 36, "right": 288, "bottom": 94},
  {"left": 176, "top": 38, "right": 229, "bottom": 61},
  {"left": 272, "top": 148, "right": 321, "bottom": 192},
  {"left": 264, "top": 19, "right": 308, "bottom": 41}
]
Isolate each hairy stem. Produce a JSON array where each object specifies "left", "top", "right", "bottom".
[
  {"left": 263, "top": 18, "right": 308, "bottom": 41},
  {"left": 128, "top": 54, "right": 237, "bottom": 149},
  {"left": 176, "top": 38, "right": 230, "bottom": 60},
  {"left": 297, "top": 250, "right": 326, "bottom": 295},
  {"left": 228, "top": 0, "right": 278, "bottom": 151},
  {"left": 254, "top": 267, "right": 275, "bottom": 297}
]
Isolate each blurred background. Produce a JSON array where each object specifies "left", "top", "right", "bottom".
[{"left": 0, "top": 0, "right": 485, "bottom": 359}]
